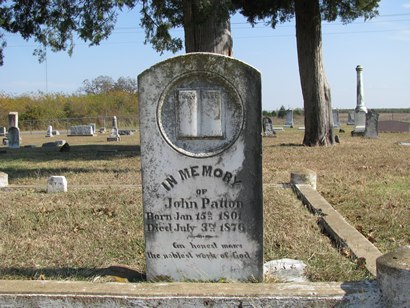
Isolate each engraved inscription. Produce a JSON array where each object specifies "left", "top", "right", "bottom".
[
  {"left": 178, "top": 90, "right": 198, "bottom": 137},
  {"left": 177, "top": 89, "right": 223, "bottom": 139},
  {"left": 200, "top": 90, "right": 222, "bottom": 137}
]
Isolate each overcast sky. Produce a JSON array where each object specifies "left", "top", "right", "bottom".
[{"left": 0, "top": 1, "right": 409, "bottom": 111}]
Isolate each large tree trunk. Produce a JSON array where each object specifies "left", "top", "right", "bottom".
[
  {"left": 183, "top": 0, "right": 232, "bottom": 56},
  {"left": 295, "top": 0, "right": 334, "bottom": 146}
]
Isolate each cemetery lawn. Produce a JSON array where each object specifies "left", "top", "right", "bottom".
[{"left": 0, "top": 129, "right": 408, "bottom": 282}]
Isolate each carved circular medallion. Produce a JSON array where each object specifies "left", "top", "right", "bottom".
[{"left": 157, "top": 71, "right": 244, "bottom": 158}]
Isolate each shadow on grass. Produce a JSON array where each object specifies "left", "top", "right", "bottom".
[
  {"left": 1, "top": 166, "right": 138, "bottom": 183},
  {"left": 0, "top": 144, "right": 141, "bottom": 162},
  {"left": 265, "top": 143, "right": 305, "bottom": 147},
  {"left": 0, "top": 266, "right": 146, "bottom": 282}
]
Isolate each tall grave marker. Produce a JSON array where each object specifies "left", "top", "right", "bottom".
[
  {"left": 138, "top": 53, "right": 263, "bottom": 282},
  {"left": 352, "top": 65, "right": 368, "bottom": 136}
]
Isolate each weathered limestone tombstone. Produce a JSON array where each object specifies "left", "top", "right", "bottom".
[
  {"left": 47, "top": 176, "right": 67, "bottom": 193},
  {"left": 0, "top": 171, "right": 8, "bottom": 187},
  {"left": 262, "top": 117, "right": 275, "bottom": 137},
  {"left": 352, "top": 65, "right": 368, "bottom": 136},
  {"left": 7, "top": 127, "right": 20, "bottom": 148},
  {"left": 46, "top": 125, "right": 53, "bottom": 137},
  {"left": 138, "top": 53, "right": 263, "bottom": 282},
  {"left": 0, "top": 127, "right": 6, "bottom": 136},
  {"left": 347, "top": 111, "right": 355, "bottom": 125},
  {"left": 364, "top": 110, "right": 379, "bottom": 138},
  {"left": 8, "top": 112, "right": 18, "bottom": 128},
  {"left": 332, "top": 110, "right": 340, "bottom": 128},
  {"left": 284, "top": 109, "right": 294, "bottom": 128},
  {"left": 107, "top": 116, "right": 121, "bottom": 142}
]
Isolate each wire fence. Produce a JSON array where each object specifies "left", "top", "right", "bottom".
[{"left": 16, "top": 116, "right": 139, "bottom": 134}]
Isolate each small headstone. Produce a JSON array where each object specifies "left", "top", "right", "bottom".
[
  {"left": 99, "top": 127, "right": 106, "bottom": 134},
  {"left": 2, "top": 138, "right": 8, "bottom": 146},
  {"left": 0, "top": 127, "right": 6, "bottom": 136},
  {"left": 138, "top": 53, "right": 263, "bottom": 282},
  {"left": 399, "top": 142, "right": 410, "bottom": 146},
  {"left": 46, "top": 125, "right": 53, "bottom": 137},
  {"left": 284, "top": 110, "right": 294, "bottom": 128},
  {"left": 262, "top": 117, "right": 276, "bottom": 137},
  {"left": 364, "top": 110, "right": 379, "bottom": 138},
  {"left": 332, "top": 110, "right": 340, "bottom": 128},
  {"left": 0, "top": 172, "right": 8, "bottom": 188},
  {"left": 347, "top": 111, "right": 355, "bottom": 125},
  {"left": 8, "top": 112, "right": 18, "bottom": 128},
  {"left": 7, "top": 127, "right": 20, "bottom": 148},
  {"left": 47, "top": 176, "right": 67, "bottom": 193},
  {"left": 52, "top": 130, "right": 60, "bottom": 136},
  {"left": 263, "top": 259, "right": 308, "bottom": 283}
]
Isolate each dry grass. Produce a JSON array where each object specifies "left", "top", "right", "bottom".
[{"left": 0, "top": 127, "right": 408, "bottom": 282}]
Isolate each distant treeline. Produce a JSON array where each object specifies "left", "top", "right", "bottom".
[
  {"left": 0, "top": 76, "right": 138, "bottom": 130},
  {"left": 0, "top": 91, "right": 138, "bottom": 130}
]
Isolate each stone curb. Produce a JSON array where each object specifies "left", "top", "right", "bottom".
[
  {"left": 0, "top": 280, "right": 381, "bottom": 307},
  {"left": 292, "top": 184, "right": 382, "bottom": 276}
]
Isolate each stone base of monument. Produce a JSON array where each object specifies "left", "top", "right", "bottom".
[
  {"left": 107, "top": 136, "right": 121, "bottom": 142},
  {"left": 351, "top": 126, "right": 365, "bottom": 136}
]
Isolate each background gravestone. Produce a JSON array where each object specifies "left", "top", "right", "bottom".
[
  {"left": 284, "top": 110, "right": 294, "bottom": 128},
  {"left": 332, "top": 110, "right": 340, "bottom": 128},
  {"left": 7, "top": 127, "right": 20, "bottom": 148},
  {"left": 347, "top": 111, "right": 355, "bottom": 125},
  {"left": 262, "top": 117, "right": 275, "bottom": 137},
  {"left": 8, "top": 112, "right": 18, "bottom": 128},
  {"left": 138, "top": 53, "right": 263, "bottom": 282},
  {"left": 364, "top": 110, "right": 379, "bottom": 138}
]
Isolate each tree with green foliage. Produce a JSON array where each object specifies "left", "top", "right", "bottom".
[
  {"left": 233, "top": 0, "right": 380, "bottom": 146},
  {"left": 140, "top": 0, "right": 233, "bottom": 55},
  {"left": 277, "top": 105, "right": 287, "bottom": 119},
  {"left": 0, "top": 0, "right": 233, "bottom": 64},
  {"left": 0, "top": 0, "right": 380, "bottom": 147}
]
